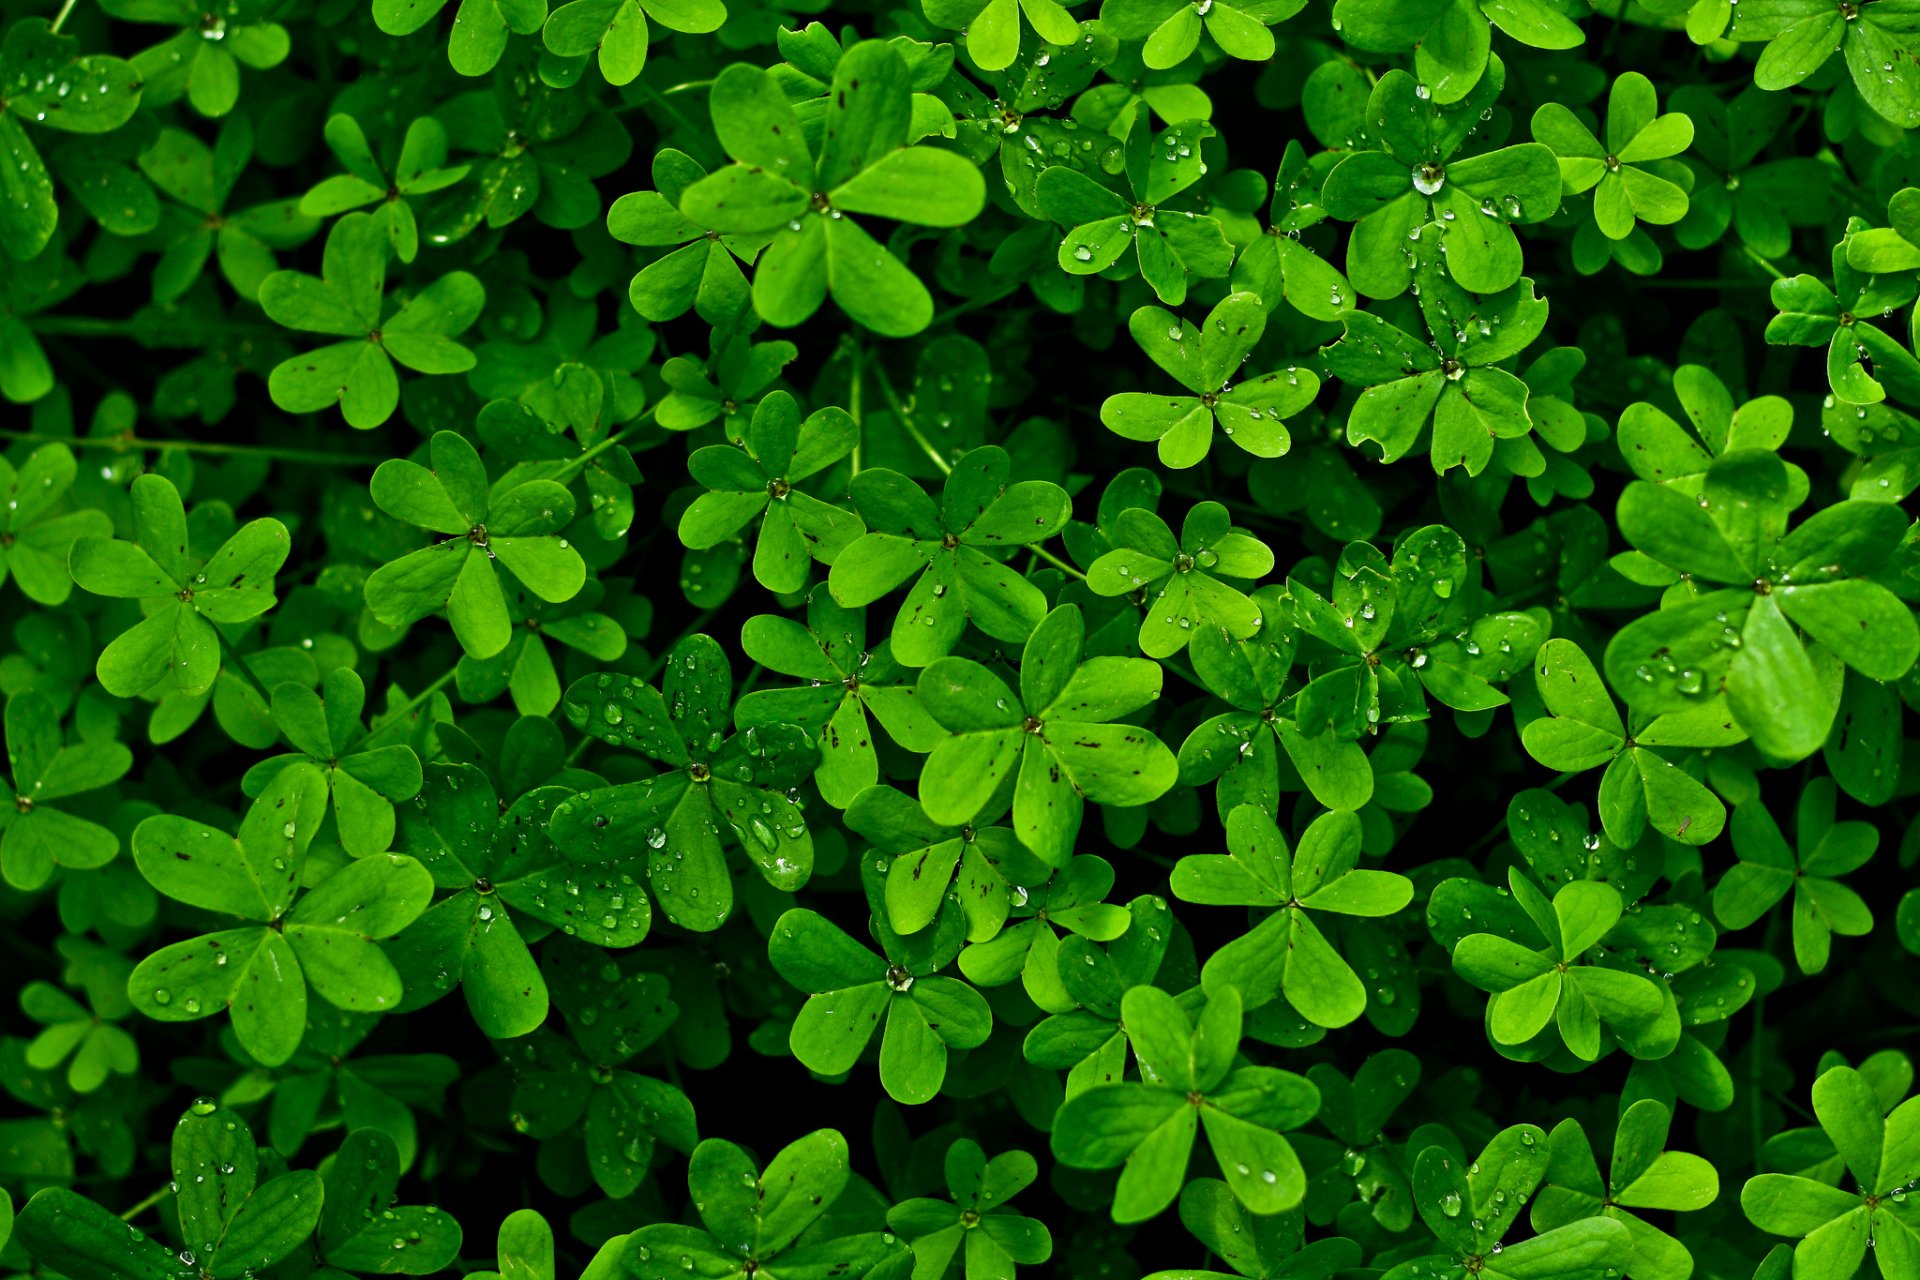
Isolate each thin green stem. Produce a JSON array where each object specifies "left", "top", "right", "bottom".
[
  {"left": 119, "top": 1184, "right": 172, "bottom": 1222},
  {"left": 0, "top": 429, "right": 378, "bottom": 469},
  {"left": 1742, "top": 244, "right": 1788, "bottom": 281},
  {"left": 552, "top": 412, "right": 656, "bottom": 484},
  {"left": 1027, "top": 544, "right": 1086, "bottom": 581},
  {"left": 871, "top": 362, "right": 951, "bottom": 475},
  {"left": 216, "top": 631, "right": 275, "bottom": 706},
  {"left": 47, "top": 0, "right": 80, "bottom": 31},
  {"left": 928, "top": 279, "right": 1024, "bottom": 328},
  {"left": 30, "top": 316, "right": 277, "bottom": 339},
  {"left": 363, "top": 668, "right": 460, "bottom": 749},
  {"left": 847, "top": 339, "right": 865, "bottom": 478}
]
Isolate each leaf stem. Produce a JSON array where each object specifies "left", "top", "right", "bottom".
[
  {"left": 215, "top": 630, "right": 275, "bottom": 706},
  {"left": 1027, "top": 544, "right": 1085, "bottom": 581},
  {"left": 47, "top": 0, "right": 80, "bottom": 32},
  {"left": 871, "top": 362, "right": 951, "bottom": 475},
  {"left": 551, "top": 411, "right": 656, "bottom": 484},
  {"left": 119, "top": 1183, "right": 172, "bottom": 1222},
  {"left": 847, "top": 338, "right": 864, "bottom": 478},
  {"left": 363, "top": 667, "right": 460, "bottom": 749},
  {"left": 0, "top": 429, "right": 379, "bottom": 469},
  {"left": 1741, "top": 245, "right": 1788, "bottom": 281},
  {"left": 928, "top": 278, "right": 1024, "bottom": 328}
]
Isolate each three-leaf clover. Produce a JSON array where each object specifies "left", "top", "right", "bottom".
[
  {"left": 1097, "top": 295, "right": 1320, "bottom": 468},
  {"left": 1603, "top": 448, "right": 1920, "bottom": 759},
  {"left": 1519, "top": 638, "right": 1729, "bottom": 847},
  {"left": 622, "top": 1130, "right": 903, "bottom": 1280},
  {"left": 1329, "top": 0, "right": 1581, "bottom": 106},
  {"left": 105, "top": 0, "right": 288, "bottom": 118},
  {"left": 1533, "top": 74, "right": 1694, "bottom": 243},
  {"left": 387, "top": 765, "right": 649, "bottom": 1039},
  {"left": 887, "top": 1140, "right": 1053, "bottom": 1280},
  {"left": 927, "top": 0, "right": 1080, "bottom": 70},
  {"left": 1730, "top": 0, "right": 1920, "bottom": 129},
  {"left": 769, "top": 861, "right": 992, "bottom": 1104},
  {"left": 140, "top": 118, "right": 320, "bottom": 304},
  {"left": 299, "top": 116, "right": 470, "bottom": 263},
  {"left": 1051, "top": 983, "right": 1319, "bottom": 1222},
  {"left": 542, "top": 0, "right": 725, "bottom": 86},
  {"left": 1532, "top": 1100, "right": 1720, "bottom": 1280},
  {"left": 1035, "top": 120, "right": 1232, "bottom": 306},
  {"left": 677, "top": 42, "right": 986, "bottom": 336},
  {"left": 608, "top": 149, "right": 763, "bottom": 326},
  {"left": 1323, "top": 234, "right": 1548, "bottom": 473},
  {"left": 1098, "top": 0, "right": 1303, "bottom": 67},
  {"left": 363, "top": 430, "right": 587, "bottom": 660},
  {"left": 508, "top": 945, "right": 697, "bottom": 1197},
  {"left": 678, "top": 390, "right": 864, "bottom": 594},
  {"left": 1176, "top": 592, "right": 1375, "bottom": 816},
  {"left": 1712, "top": 780, "right": 1875, "bottom": 974},
  {"left": 1393, "top": 1127, "right": 1634, "bottom": 1280},
  {"left": 0, "top": 692, "right": 132, "bottom": 891},
  {"left": 829, "top": 446, "right": 1072, "bottom": 667},
  {"left": 1450, "top": 868, "right": 1665, "bottom": 1060},
  {"left": 734, "top": 593, "right": 941, "bottom": 808},
  {"left": 128, "top": 764, "right": 433, "bottom": 1066},
  {"left": 918, "top": 603, "right": 1178, "bottom": 867},
  {"left": 70, "top": 472, "right": 291, "bottom": 699},
  {"left": 240, "top": 668, "right": 423, "bottom": 856},
  {"left": 1323, "top": 66, "right": 1562, "bottom": 298},
  {"left": 1087, "top": 500, "right": 1275, "bottom": 657},
  {"left": 1173, "top": 806, "right": 1413, "bottom": 1029},
  {"left": 846, "top": 783, "right": 1046, "bottom": 941},
  {"left": 15, "top": 1101, "right": 321, "bottom": 1280},
  {"left": 957, "top": 854, "right": 1134, "bottom": 1009},
  {"left": 1767, "top": 222, "right": 1920, "bottom": 406},
  {"left": 1743, "top": 1066, "right": 1920, "bottom": 1276},
  {"left": 261, "top": 212, "right": 486, "bottom": 428},
  {"left": 547, "top": 637, "right": 815, "bottom": 932}
]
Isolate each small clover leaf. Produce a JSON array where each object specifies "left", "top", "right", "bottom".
[
  {"left": 300, "top": 115, "right": 471, "bottom": 263},
  {"left": 887, "top": 1140, "right": 1053, "bottom": 1280},
  {"left": 1532, "top": 1100, "right": 1719, "bottom": 1280},
  {"left": 1087, "top": 500, "right": 1275, "bottom": 655},
  {"left": 0, "top": 691, "right": 132, "bottom": 892},
  {"left": 1713, "top": 779, "right": 1875, "bottom": 973},
  {"left": 1533, "top": 74, "right": 1695, "bottom": 244}
]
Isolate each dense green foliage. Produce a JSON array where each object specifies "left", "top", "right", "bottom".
[{"left": 8, "top": 0, "right": 1920, "bottom": 1272}]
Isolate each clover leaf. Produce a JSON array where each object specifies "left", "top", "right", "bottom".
[
  {"left": 387, "top": 763, "right": 652, "bottom": 1038},
  {"left": 1730, "top": 0, "right": 1920, "bottom": 129},
  {"left": 1036, "top": 119, "right": 1232, "bottom": 306},
  {"left": 1532, "top": 1099, "right": 1719, "bottom": 1280},
  {"left": 507, "top": 944, "right": 697, "bottom": 1196},
  {"left": 452, "top": 578, "right": 630, "bottom": 718},
  {"left": 300, "top": 115, "right": 470, "bottom": 264},
  {"left": 1097, "top": 295, "right": 1320, "bottom": 469},
  {"left": 1533, "top": 74, "right": 1694, "bottom": 244},
  {"left": 1051, "top": 983, "right": 1319, "bottom": 1222},
  {"left": 0, "top": 691, "right": 132, "bottom": 891},
  {"left": 1021, "top": 892, "right": 1174, "bottom": 1094},
  {"left": 918, "top": 603, "right": 1178, "bottom": 866},
  {"left": 957, "top": 854, "right": 1134, "bottom": 1010},
  {"left": 547, "top": 637, "right": 815, "bottom": 931},
  {"left": 1743, "top": 1066, "right": 1920, "bottom": 1278},
  {"left": 104, "top": 0, "right": 287, "bottom": 117},
  {"left": 846, "top": 783, "right": 1047, "bottom": 941},
  {"left": 364, "top": 430, "right": 587, "bottom": 660},
  {"left": 260, "top": 212, "right": 486, "bottom": 428},
  {"left": 928, "top": 0, "right": 1080, "bottom": 70},
  {"left": 1394, "top": 1126, "right": 1634, "bottom": 1280},
  {"left": 1230, "top": 140, "right": 1354, "bottom": 322},
  {"left": 1323, "top": 234, "right": 1548, "bottom": 473},
  {"left": 15, "top": 1101, "right": 321, "bottom": 1280},
  {"left": 609, "top": 148, "right": 764, "bottom": 326},
  {"left": 830, "top": 446, "right": 1072, "bottom": 667},
  {"left": 1768, "top": 221, "right": 1920, "bottom": 405},
  {"left": 1451, "top": 868, "right": 1666, "bottom": 1060},
  {"left": 678, "top": 391, "right": 864, "bottom": 594},
  {"left": 0, "top": 20, "right": 144, "bottom": 261},
  {"left": 542, "top": 0, "right": 726, "bottom": 86},
  {"left": 735, "top": 593, "right": 940, "bottom": 808},
  {"left": 317, "top": 1127, "right": 465, "bottom": 1274},
  {"left": 20, "top": 976, "right": 137, "bottom": 1094},
  {"left": 1713, "top": 780, "right": 1875, "bottom": 973},
  {"left": 239, "top": 668, "right": 423, "bottom": 856},
  {"left": 1148, "top": 1178, "right": 1361, "bottom": 1280},
  {"left": 1098, "top": 0, "right": 1303, "bottom": 68},
  {"left": 128, "top": 764, "right": 434, "bottom": 1065},
  {"left": 70, "top": 472, "right": 291, "bottom": 699},
  {"left": 1174, "top": 806, "right": 1413, "bottom": 1029},
  {"left": 1520, "top": 638, "right": 1729, "bottom": 847},
  {"left": 1603, "top": 448, "right": 1920, "bottom": 758},
  {"left": 1614, "top": 363, "right": 1792, "bottom": 487},
  {"left": 1330, "top": 0, "right": 1580, "bottom": 106},
  {"left": 1087, "top": 500, "right": 1275, "bottom": 655},
  {"left": 770, "top": 860, "right": 992, "bottom": 1104},
  {"left": 888, "top": 1140, "right": 1053, "bottom": 1280},
  {"left": 676, "top": 42, "right": 986, "bottom": 336},
  {"left": 1177, "top": 590, "right": 1375, "bottom": 817},
  {"left": 623, "top": 1130, "right": 904, "bottom": 1280},
  {"left": 140, "top": 117, "right": 320, "bottom": 304},
  {"left": 1324, "top": 66, "right": 1562, "bottom": 298}
]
